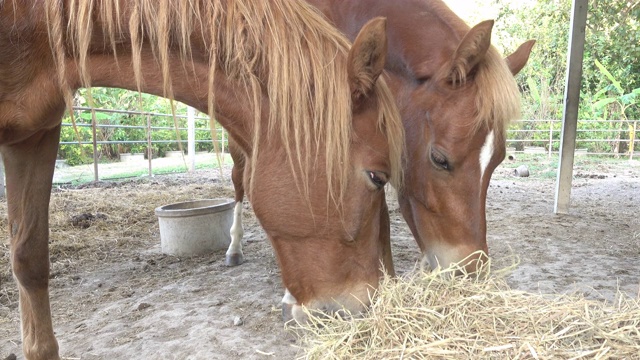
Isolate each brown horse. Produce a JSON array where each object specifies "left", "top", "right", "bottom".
[
  {"left": 0, "top": 0, "right": 405, "bottom": 358},
  {"left": 225, "top": 0, "right": 534, "bottom": 273}
]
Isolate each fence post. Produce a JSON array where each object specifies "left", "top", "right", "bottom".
[
  {"left": 0, "top": 158, "right": 5, "bottom": 198},
  {"left": 548, "top": 119, "right": 553, "bottom": 158},
  {"left": 221, "top": 127, "right": 226, "bottom": 154},
  {"left": 630, "top": 121, "right": 637, "bottom": 161},
  {"left": 187, "top": 107, "right": 196, "bottom": 172},
  {"left": 147, "top": 113, "right": 153, "bottom": 177},
  {"left": 91, "top": 108, "right": 99, "bottom": 182}
]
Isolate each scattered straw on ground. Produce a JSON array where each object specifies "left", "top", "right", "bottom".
[
  {"left": 0, "top": 171, "right": 235, "bottom": 312},
  {"left": 294, "top": 259, "right": 640, "bottom": 359}
]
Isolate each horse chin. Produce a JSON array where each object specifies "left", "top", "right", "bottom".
[
  {"left": 281, "top": 285, "right": 373, "bottom": 324},
  {"left": 420, "top": 247, "right": 489, "bottom": 276}
]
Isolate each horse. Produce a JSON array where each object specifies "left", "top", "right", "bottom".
[
  {"left": 0, "top": 0, "right": 405, "bottom": 358},
  {"left": 224, "top": 0, "right": 534, "bottom": 274}
]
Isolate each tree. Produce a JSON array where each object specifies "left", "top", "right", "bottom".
[{"left": 491, "top": 0, "right": 639, "bottom": 153}]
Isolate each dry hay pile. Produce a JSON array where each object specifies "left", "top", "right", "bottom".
[{"left": 295, "top": 261, "right": 640, "bottom": 359}]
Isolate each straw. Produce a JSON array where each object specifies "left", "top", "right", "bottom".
[{"left": 294, "top": 256, "right": 640, "bottom": 359}]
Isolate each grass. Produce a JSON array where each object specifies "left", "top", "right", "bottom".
[
  {"left": 53, "top": 153, "right": 639, "bottom": 186},
  {"left": 53, "top": 153, "right": 233, "bottom": 185}
]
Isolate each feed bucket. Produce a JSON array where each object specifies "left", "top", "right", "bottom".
[{"left": 155, "top": 199, "right": 234, "bottom": 256}]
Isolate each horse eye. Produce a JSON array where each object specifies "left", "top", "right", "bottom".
[
  {"left": 430, "top": 150, "right": 450, "bottom": 170},
  {"left": 367, "top": 171, "right": 388, "bottom": 189}
]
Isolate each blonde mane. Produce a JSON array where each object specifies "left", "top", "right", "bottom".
[
  {"left": 442, "top": 45, "right": 521, "bottom": 141},
  {"left": 473, "top": 48, "right": 521, "bottom": 141},
  {"left": 44, "top": 0, "right": 403, "bottom": 201}
]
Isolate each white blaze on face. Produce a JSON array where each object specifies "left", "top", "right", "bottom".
[{"left": 479, "top": 130, "right": 495, "bottom": 183}]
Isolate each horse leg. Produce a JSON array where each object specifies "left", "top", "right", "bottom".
[
  {"left": 225, "top": 149, "right": 245, "bottom": 266},
  {"left": 2, "top": 125, "right": 62, "bottom": 360}
]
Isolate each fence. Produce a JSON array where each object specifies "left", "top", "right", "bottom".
[
  {"left": 53, "top": 108, "right": 639, "bottom": 183},
  {"left": 60, "top": 110, "right": 639, "bottom": 158},
  {"left": 58, "top": 106, "right": 228, "bottom": 181},
  {"left": 63, "top": 106, "right": 226, "bottom": 151},
  {"left": 507, "top": 119, "right": 638, "bottom": 159}
]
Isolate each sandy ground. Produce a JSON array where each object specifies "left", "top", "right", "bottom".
[{"left": 1, "top": 155, "right": 639, "bottom": 359}]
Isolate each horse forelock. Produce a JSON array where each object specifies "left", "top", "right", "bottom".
[
  {"left": 439, "top": 49, "right": 520, "bottom": 141},
  {"left": 472, "top": 47, "right": 521, "bottom": 140},
  {"left": 414, "top": 1, "right": 520, "bottom": 140},
  {"left": 41, "top": 0, "right": 403, "bottom": 205}
]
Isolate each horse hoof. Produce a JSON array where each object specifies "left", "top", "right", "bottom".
[
  {"left": 225, "top": 253, "right": 244, "bottom": 267},
  {"left": 282, "top": 302, "right": 294, "bottom": 323}
]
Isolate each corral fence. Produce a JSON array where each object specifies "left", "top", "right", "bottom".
[
  {"left": 1, "top": 110, "right": 637, "bottom": 197},
  {"left": 59, "top": 110, "right": 639, "bottom": 172},
  {"left": 56, "top": 106, "right": 228, "bottom": 181},
  {"left": 508, "top": 119, "right": 638, "bottom": 159}
]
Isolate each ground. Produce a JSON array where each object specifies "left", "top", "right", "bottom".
[{"left": 1, "top": 155, "right": 639, "bottom": 359}]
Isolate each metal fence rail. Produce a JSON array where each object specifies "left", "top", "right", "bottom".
[
  {"left": 55, "top": 107, "right": 639, "bottom": 184},
  {"left": 63, "top": 106, "right": 225, "bottom": 148},
  {"left": 506, "top": 119, "right": 638, "bottom": 159},
  {"left": 60, "top": 106, "right": 228, "bottom": 181},
  {"left": 0, "top": 110, "right": 635, "bottom": 193}
]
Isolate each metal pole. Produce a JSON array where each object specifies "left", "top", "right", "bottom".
[
  {"left": 221, "top": 127, "right": 225, "bottom": 154},
  {"left": 554, "top": 0, "right": 587, "bottom": 214},
  {"left": 630, "top": 121, "right": 637, "bottom": 161},
  {"left": 548, "top": 119, "right": 553, "bottom": 158},
  {"left": 0, "top": 157, "right": 5, "bottom": 198},
  {"left": 187, "top": 106, "right": 196, "bottom": 172},
  {"left": 147, "top": 113, "right": 153, "bottom": 177},
  {"left": 91, "top": 109, "right": 99, "bottom": 182}
]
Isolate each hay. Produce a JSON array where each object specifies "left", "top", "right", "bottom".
[
  {"left": 0, "top": 170, "right": 236, "bottom": 313},
  {"left": 294, "top": 258, "right": 640, "bottom": 359}
]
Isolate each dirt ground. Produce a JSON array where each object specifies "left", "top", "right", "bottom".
[{"left": 1, "top": 156, "right": 639, "bottom": 359}]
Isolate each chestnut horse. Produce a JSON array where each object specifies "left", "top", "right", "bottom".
[
  {"left": 225, "top": 0, "right": 534, "bottom": 273},
  {"left": 0, "top": 0, "right": 404, "bottom": 358}
]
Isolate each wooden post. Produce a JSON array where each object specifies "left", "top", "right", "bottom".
[{"left": 554, "top": 0, "right": 587, "bottom": 214}]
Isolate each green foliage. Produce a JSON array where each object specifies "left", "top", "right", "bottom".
[
  {"left": 56, "top": 1, "right": 638, "bottom": 159},
  {"left": 59, "top": 124, "right": 94, "bottom": 166},
  {"left": 494, "top": 0, "right": 639, "bottom": 154},
  {"left": 59, "top": 88, "right": 225, "bottom": 161},
  {"left": 588, "top": 59, "right": 640, "bottom": 121}
]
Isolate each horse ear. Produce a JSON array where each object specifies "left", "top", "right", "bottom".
[
  {"left": 347, "top": 17, "right": 388, "bottom": 100},
  {"left": 448, "top": 20, "right": 494, "bottom": 84},
  {"left": 505, "top": 40, "right": 536, "bottom": 75}
]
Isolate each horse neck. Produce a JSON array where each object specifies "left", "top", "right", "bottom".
[{"left": 310, "top": 0, "right": 466, "bottom": 78}]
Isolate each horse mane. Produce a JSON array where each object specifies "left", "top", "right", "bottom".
[
  {"left": 43, "top": 0, "right": 404, "bottom": 201},
  {"left": 472, "top": 48, "right": 521, "bottom": 141}
]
